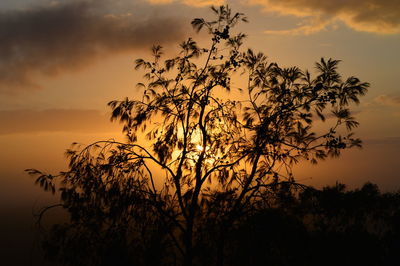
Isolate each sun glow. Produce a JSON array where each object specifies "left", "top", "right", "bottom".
[{"left": 196, "top": 144, "right": 210, "bottom": 152}]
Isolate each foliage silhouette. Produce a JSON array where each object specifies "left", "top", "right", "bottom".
[{"left": 26, "top": 5, "right": 382, "bottom": 266}]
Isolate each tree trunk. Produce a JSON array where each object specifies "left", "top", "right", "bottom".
[
  {"left": 216, "top": 230, "right": 225, "bottom": 266},
  {"left": 183, "top": 221, "right": 193, "bottom": 266}
]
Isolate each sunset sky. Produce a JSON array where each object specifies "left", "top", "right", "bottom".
[{"left": 0, "top": 1, "right": 400, "bottom": 260}]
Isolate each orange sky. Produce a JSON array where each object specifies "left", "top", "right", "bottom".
[
  {"left": 0, "top": 0, "right": 399, "bottom": 210},
  {"left": 1, "top": 1, "right": 399, "bottom": 263}
]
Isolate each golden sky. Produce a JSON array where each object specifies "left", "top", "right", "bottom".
[
  {"left": 1, "top": 0, "right": 400, "bottom": 209},
  {"left": 2, "top": 2, "right": 400, "bottom": 264}
]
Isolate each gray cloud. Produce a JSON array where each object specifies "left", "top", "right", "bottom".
[
  {"left": 0, "top": 0, "right": 187, "bottom": 93},
  {"left": 248, "top": 0, "right": 400, "bottom": 35},
  {"left": 0, "top": 109, "right": 119, "bottom": 134}
]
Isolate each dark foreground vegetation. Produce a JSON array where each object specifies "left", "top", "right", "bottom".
[
  {"left": 34, "top": 182, "right": 400, "bottom": 266},
  {"left": 26, "top": 5, "right": 394, "bottom": 266}
]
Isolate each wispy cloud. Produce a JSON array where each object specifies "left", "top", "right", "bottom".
[
  {"left": 0, "top": 0, "right": 187, "bottom": 93},
  {"left": 374, "top": 94, "right": 400, "bottom": 107},
  {"left": 0, "top": 109, "right": 119, "bottom": 135},
  {"left": 364, "top": 137, "right": 400, "bottom": 145},
  {"left": 146, "top": 0, "right": 225, "bottom": 7},
  {"left": 247, "top": 0, "right": 400, "bottom": 35},
  {"left": 264, "top": 17, "right": 332, "bottom": 35}
]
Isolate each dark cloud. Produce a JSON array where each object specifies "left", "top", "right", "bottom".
[
  {"left": 0, "top": 109, "right": 119, "bottom": 134},
  {"left": 0, "top": 0, "right": 187, "bottom": 93}
]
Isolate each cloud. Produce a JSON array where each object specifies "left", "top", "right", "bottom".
[
  {"left": 364, "top": 137, "right": 400, "bottom": 145},
  {"left": 0, "top": 109, "right": 119, "bottom": 135},
  {"left": 374, "top": 94, "right": 400, "bottom": 107},
  {"left": 0, "top": 0, "right": 187, "bottom": 93},
  {"left": 147, "top": 0, "right": 225, "bottom": 7},
  {"left": 264, "top": 17, "right": 332, "bottom": 35},
  {"left": 247, "top": 0, "right": 400, "bottom": 35}
]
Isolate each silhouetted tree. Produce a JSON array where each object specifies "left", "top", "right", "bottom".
[
  {"left": 28, "top": 5, "right": 370, "bottom": 266},
  {"left": 223, "top": 182, "right": 400, "bottom": 266}
]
